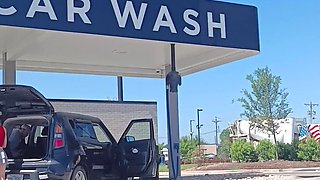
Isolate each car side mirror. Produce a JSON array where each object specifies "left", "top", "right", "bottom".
[{"left": 126, "top": 136, "right": 135, "bottom": 142}]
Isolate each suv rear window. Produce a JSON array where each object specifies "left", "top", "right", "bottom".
[{"left": 33, "top": 126, "right": 48, "bottom": 144}]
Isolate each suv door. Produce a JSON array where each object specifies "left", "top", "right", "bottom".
[
  {"left": 117, "top": 119, "right": 158, "bottom": 178},
  {"left": 69, "top": 118, "right": 115, "bottom": 177}
]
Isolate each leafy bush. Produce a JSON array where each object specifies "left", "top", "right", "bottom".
[
  {"left": 218, "top": 128, "right": 232, "bottom": 159},
  {"left": 230, "top": 140, "right": 256, "bottom": 162},
  {"left": 297, "top": 137, "right": 320, "bottom": 161},
  {"left": 255, "top": 140, "right": 275, "bottom": 161},
  {"left": 179, "top": 136, "right": 197, "bottom": 162},
  {"left": 278, "top": 140, "right": 298, "bottom": 161},
  {"left": 218, "top": 142, "right": 231, "bottom": 159}
]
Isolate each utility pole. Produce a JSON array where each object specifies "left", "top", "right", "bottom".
[
  {"left": 189, "top": 119, "right": 195, "bottom": 140},
  {"left": 305, "top": 102, "right": 318, "bottom": 124},
  {"left": 212, "top": 116, "right": 221, "bottom": 145}
]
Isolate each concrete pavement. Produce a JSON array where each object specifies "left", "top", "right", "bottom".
[{"left": 160, "top": 167, "right": 320, "bottom": 179}]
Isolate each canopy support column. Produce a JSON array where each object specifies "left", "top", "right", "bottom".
[
  {"left": 166, "top": 44, "right": 182, "bottom": 180},
  {"left": 2, "top": 52, "right": 16, "bottom": 85},
  {"left": 117, "top": 76, "right": 124, "bottom": 101}
]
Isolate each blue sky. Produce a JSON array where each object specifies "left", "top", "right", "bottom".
[{"left": 4, "top": 0, "right": 320, "bottom": 144}]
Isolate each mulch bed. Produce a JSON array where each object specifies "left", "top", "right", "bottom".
[{"left": 192, "top": 160, "right": 320, "bottom": 171}]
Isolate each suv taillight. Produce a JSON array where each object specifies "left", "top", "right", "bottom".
[{"left": 54, "top": 124, "right": 64, "bottom": 149}]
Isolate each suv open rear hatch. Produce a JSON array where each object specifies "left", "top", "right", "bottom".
[{"left": 0, "top": 85, "right": 54, "bottom": 121}]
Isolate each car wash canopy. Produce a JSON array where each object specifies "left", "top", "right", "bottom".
[
  {"left": 0, "top": 1, "right": 259, "bottom": 179},
  {"left": 0, "top": 0, "right": 259, "bottom": 77}
]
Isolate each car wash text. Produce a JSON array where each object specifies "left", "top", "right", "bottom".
[{"left": 0, "top": 0, "right": 226, "bottom": 39}]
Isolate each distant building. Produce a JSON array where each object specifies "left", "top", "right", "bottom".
[{"left": 199, "top": 144, "right": 218, "bottom": 157}]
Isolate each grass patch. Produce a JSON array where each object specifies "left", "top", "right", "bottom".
[
  {"left": 230, "top": 166, "right": 241, "bottom": 170},
  {"left": 181, "top": 164, "right": 197, "bottom": 170},
  {"left": 159, "top": 164, "right": 168, "bottom": 172},
  {"left": 159, "top": 164, "right": 197, "bottom": 172}
]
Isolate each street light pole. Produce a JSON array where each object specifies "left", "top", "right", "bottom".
[
  {"left": 190, "top": 119, "right": 195, "bottom": 140},
  {"left": 196, "top": 108, "right": 203, "bottom": 151}
]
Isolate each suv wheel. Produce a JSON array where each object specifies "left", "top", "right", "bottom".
[{"left": 71, "top": 166, "right": 87, "bottom": 180}]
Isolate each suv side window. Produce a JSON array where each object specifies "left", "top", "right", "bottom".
[
  {"left": 74, "top": 122, "right": 97, "bottom": 139},
  {"left": 69, "top": 119, "right": 112, "bottom": 144},
  {"left": 92, "top": 123, "right": 111, "bottom": 143},
  {"left": 126, "top": 121, "right": 151, "bottom": 141}
]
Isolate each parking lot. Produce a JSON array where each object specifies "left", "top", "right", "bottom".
[{"left": 159, "top": 168, "right": 320, "bottom": 180}]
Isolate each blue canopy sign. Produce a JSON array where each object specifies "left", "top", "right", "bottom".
[{"left": 0, "top": 0, "right": 259, "bottom": 50}]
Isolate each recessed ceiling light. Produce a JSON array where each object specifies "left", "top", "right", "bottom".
[{"left": 112, "top": 49, "right": 128, "bottom": 54}]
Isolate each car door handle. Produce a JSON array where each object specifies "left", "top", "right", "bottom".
[{"left": 131, "top": 148, "right": 139, "bottom": 154}]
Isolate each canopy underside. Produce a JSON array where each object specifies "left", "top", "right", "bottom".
[{"left": 0, "top": 26, "right": 258, "bottom": 78}]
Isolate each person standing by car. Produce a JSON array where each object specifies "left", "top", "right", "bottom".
[
  {"left": 8, "top": 124, "right": 31, "bottom": 159},
  {"left": 0, "top": 123, "right": 7, "bottom": 180}
]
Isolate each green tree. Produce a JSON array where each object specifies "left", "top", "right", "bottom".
[
  {"left": 230, "top": 140, "right": 256, "bottom": 162},
  {"left": 179, "top": 136, "right": 197, "bottom": 162},
  {"left": 278, "top": 139, "right": 298, "bottom": 161},
  {"left": 218, "top": 128, "right": 232, "bottom": 159},
  {"left": 238, "top": 67, "right": 292, "bottom": 160},
  {"left": 297, "top": 137, "right": 320, "bottom": 161},
  {"left": 256, "top": 140, "right": 276, "bottom": 161}
]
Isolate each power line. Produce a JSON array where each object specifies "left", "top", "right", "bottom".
[{"left": 201, "top": 131, "right": 215, "bottom": 135}]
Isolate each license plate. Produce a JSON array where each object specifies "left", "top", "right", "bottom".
[{"left": 7, "top": 174, "right": 23, "bottom": 180}]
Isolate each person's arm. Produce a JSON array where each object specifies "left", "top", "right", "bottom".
[
  {"left": 8, "top": 129, "right": 22, "bottom": 158},
  {"left": 8, "top": 129, "right": 19, "bottom": 149}
]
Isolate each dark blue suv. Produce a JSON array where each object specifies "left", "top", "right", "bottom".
[{"left": 0, "top": 85, "right": 159, "bottom": 180}]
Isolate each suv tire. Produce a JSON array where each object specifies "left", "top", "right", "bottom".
[
  {"left": 140, "top": 172, "right": 159, "bottom": 180},
  {"left": 71, "top": 166, "right": 87, "bottom": 180}
]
